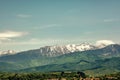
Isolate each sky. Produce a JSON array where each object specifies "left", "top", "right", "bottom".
[{"left": 0, "top": 0, "right": 120, "bottom": 51}]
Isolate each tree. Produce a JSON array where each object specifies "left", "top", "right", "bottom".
[
  {"left": 77, "top": 71, "right": 86, "bottom": 78},
  {"left": 61, "top": 71, "right": 64, "bottom": 76}
]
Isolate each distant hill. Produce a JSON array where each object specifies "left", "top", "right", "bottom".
[{"left": 20, "top": 57, "right": 120, "bottom": 75}]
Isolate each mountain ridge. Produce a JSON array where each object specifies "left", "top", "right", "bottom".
[
  {"left": 0, "top": 43, "right": 120, "bottom": 75},
  {"left": 0, "top": 42, "right": 112, "bottom": 57}
]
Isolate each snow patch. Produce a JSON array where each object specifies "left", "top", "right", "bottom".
[{"left": 96, "top": 40, "right": 115, "bottom": 48}]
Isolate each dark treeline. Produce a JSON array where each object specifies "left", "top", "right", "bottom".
[
  {"left": 0, "top": 71, "right": 85, "bottom": 80},
  {"left": 0, "top": 71, "right": 120, "bottom": 80}
]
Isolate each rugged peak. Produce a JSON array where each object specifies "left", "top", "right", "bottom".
[{"left": 38, "top": 43, "right": 96, "bottom": 57}]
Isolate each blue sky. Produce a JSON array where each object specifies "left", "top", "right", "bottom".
[{"left": 0, "top": 0, "right": 120, "bottom": 51}]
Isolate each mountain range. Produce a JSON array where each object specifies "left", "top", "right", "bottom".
[
  {"left": 0, "top": 42, "right": 109, "bottom": 57},
  {"left": 0, "top": 43, "right": 120, "bottom": 76}
]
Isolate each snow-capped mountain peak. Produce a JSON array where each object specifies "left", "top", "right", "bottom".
[
  {"left": 0, "top": 41, "right": 116, "bottom": 57},
  {"left": 0, "top": 50, "right": 16, "bottom": 56},
  {"left": 39, "top": 43, "right": 96, "bottom": 57}
]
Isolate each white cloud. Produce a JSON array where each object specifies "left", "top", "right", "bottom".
[
  {"left": 0, "top": 31, "right": 28, "bottom": 38},
  {"left": 34, "top": 24, "right": 61, "bottom": 29},
  {"left": 95, "top": 40, "right": 115, "bottom": 48},
  {"left": 17, "top": 14, "right": 32, "bottom": 18},
  {"left": 103, "top": 19, "right": 119, "bottom": 22},
  {"left": 0, "top": 31, "right": 28, "bottom": 44}
]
